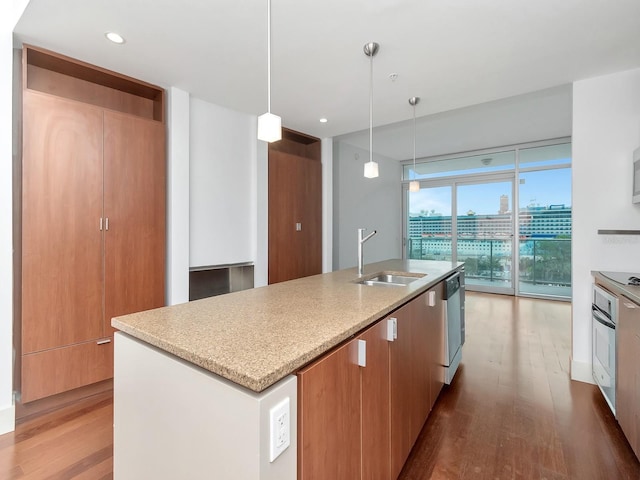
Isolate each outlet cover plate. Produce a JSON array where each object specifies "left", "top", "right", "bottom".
[{"left": 269, "top": 397, "right": 290, "bottom": 462}]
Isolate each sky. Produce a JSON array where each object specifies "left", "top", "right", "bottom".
[{"left": 409, "top": 168, "right": 572, "bottom": 216}]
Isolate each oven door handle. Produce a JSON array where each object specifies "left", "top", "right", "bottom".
[{"left": 592, "top": 307, "right": 615, "bottom": 329}]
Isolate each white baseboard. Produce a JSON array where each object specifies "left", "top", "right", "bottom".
[
  {"left": 0, "top": 404, "right": 15, "bottom": 435},
  {"left": 571, "top": 359, "right": 595, "bottom": 385}
]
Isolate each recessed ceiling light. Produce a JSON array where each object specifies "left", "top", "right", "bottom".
[
  {"left": 105, "top": 32, "right": 126, "bottom": 44},
  {"left": 319, "top": 118, "right": 328, "bottom": 123}
]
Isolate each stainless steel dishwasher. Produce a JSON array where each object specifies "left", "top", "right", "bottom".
[{"left": 444, "top": 271, "right": 464, "bottom": 384}]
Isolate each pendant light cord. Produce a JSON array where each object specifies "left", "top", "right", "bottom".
[
  {"left": 369, "top": 50, "right": 373, "bottom": 164},
  {"left": 413, "top": 102, "right": 416, "bottom": 175},
  {"left": 267, "top": 0, "right": 272, "bottom": 114}
]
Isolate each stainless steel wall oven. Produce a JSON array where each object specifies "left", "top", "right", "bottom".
[{"left": 592, "top": 283, "right": 618, "bottom": 415}]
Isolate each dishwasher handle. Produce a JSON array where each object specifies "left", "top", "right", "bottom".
[{"left": 444, "top": 271, "right": 461, "bottom": 300}]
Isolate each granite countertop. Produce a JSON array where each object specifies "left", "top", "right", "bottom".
[
  {"left": 112, "top": 259, "right": 462, "bottom": 392},
  {"left": 593, "top": 271, "right": 640, "bottom": 305}
]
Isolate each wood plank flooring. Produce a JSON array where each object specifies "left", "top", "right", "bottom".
[
  {"left": 398, "top": 293, "right": 640, "bottom": 479},
  {"left": 1, "top": 292, "right": 639, "bottom": 479}
]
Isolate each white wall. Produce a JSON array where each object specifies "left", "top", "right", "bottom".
[
  {"left": 255, "top": 139, "right": 268, "bottom": 287},
  {"left": 332, "top": 86, "right": 573, "bottom": 272},
  {"left": 166, "top": 87, "right": 190, "bottom": 305},
  {"left": 321, "top": 138, "right": 333, "bottom": 273},
  {"left": 189, "top": 97, "right": 256, "bottom": 268},
  {"left": 1, "top": 0, "right": 31, "bottom": 436},
  {"left": 407, "top": 85, "right": 573, "bottom": 159},
  {"left": 571, "top": 68, "right": 640, "bottom": 382},
  {"left": 333, "top": 144, "right": 403, "bottom": 270}
]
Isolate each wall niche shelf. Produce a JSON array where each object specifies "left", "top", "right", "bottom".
[{"left": 597, "top": 230, "right": 640, "bottom": 235}]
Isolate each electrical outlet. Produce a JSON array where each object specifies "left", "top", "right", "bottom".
[{"left": 269, "top": 397, "right": 290, "bottom": 462}]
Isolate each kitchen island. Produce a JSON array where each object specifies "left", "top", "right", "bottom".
[{"left": 112, "top": 259, "right": 462, "bottom": 479}]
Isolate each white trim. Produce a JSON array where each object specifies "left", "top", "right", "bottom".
[
  {"left": 321, "top": 137, "right": 333, "bottom": 273},
  {"left": 570, "top": 358, "right": 595, "bottom": 384},
  {"left": 0, "top": 404, "right": 15, "bottom": 435}
]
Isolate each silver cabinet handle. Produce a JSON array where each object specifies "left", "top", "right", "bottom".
[
  {"left": 105, "top": 217, "right": 109, "bottom": 231},
  {"left": 357, "top": 339, "right": 366, "bottom": 367},
  {"left": 99, "top": 217, "right": 103, "bottom": 231},
  {"left": 387, "top": 317, "right": 397, "bottom": 341},
  {"left": 97, "top": 338, "right": 111, "bottom": 345}
]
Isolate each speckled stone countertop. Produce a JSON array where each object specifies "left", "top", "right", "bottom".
[
  {"left": 112, "top": 259, "right": 462, "bottom": 393},
  {"left": 593, "top": 271, "right": 640, "bottom": 305}
]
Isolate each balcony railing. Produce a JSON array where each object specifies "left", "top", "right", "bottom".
[{"left": 408, "top": 237, "right": 571, "bottom": 297}]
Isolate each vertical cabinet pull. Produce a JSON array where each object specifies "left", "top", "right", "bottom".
[
  {"left": 99, "top": 217, "right": 110, "bottom": 231},
  {"left": 357, "top": 339, "right": 367, "bottom": 367},
  {"left": 427, "top": 290, "right": 436, "bottom": 307},
  {"left": 387, "top": 317, "right": 397, "bottom": 341}
]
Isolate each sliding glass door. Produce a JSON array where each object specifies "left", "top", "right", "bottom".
[
  {"left": 405, "top": 176, "right": 515, "bottom": 294},
  {"left": 456, "top": 179, "right": 514, "bottom": 294},
  {"left": 406, "top": 185, "right": 453, "bottom": 262},
  {"left": 403, "top": 139, "right": 572, "bottom": 299}
]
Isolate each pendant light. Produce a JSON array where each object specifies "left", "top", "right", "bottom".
[
  {"left": 257, "top": 0, "right": 282, "bottom": 142},
  {"left": 363, "top": 42, "right": 380, "bottom": 178},
  {"left": 408, "top": 96, "right": 420, "bottom": 192}
]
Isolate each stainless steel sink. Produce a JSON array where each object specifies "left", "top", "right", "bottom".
[{"left": 357, "top": 272, "right": 425, "bottom": 287}]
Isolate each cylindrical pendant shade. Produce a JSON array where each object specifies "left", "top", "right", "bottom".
[{"left": 409, "top": 180, "right": 420, "bottom": 192}]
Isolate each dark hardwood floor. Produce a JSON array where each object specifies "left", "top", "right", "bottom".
[
  {"left": 1, "top": 292, "right": 639, "bottom": 479},
  {"left": 399, "top": 292, "right": 640, "bottom": 479}
]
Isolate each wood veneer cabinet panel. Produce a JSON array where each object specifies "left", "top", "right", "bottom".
[
  {"left": 424, "top": 284, "right": 445, "bottom": 410},
  {"left": 21, "top": 339, "right": 113, "bottom": 403},
  {"left": 24, "top": 45, "right": 164, "bottom": 121},
  {"left": 617, "top": 296, "right": 640, "bottom": 457},
  {"left": 27, "top": 65, "right": 156, "bottom": 120},
  {"left": 21, "top": 92, "right": 104, "bottom": 354},
  {"left": 103, "top": 111, "right": 166, "bottom": 336},
  {"left": 268, "top": 150, "right": 321, "bottom": 284},
  {"left": 389, "top": 301, "right": 417, "bottom": 479},
  {"left": 361, "top": 320, "right": 391, "bottom": 480},
  {"left": 298, "top": 340, "right": 361, "bottom": 480}
]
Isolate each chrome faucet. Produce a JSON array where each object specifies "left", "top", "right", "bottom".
[{"left": 358, "top": 228, "right": 377, "bottom": 276}]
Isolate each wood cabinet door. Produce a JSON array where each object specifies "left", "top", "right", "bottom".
[
  {"left": 411, "top": 292, "right": 431, "bottom": 439},
  {"left": 268, "top": 151, "right": 321, "bottom": 284},
  {"left": 425, "top": 283, "right": 445, "bottom": 411},
  {"left": 361, "top": 320, "right": 391, "bottom": 480},
  {"left": 298, "top": 340, "right": 361, "bottom": 480},
  {"left": 389, "top": 301, "right": 417, "bottom": 479},
  {"left": 103, "top": 111, "right": 165, "bottom": 334},
  {"left": 618, "top": 296, "right": 640, "bottom": 456},
  {"left": 22, "top": 92, "right": 104, "bottom": 353}
]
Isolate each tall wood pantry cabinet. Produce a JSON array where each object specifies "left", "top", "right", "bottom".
[
  {"left": 19, "top": 45, "right": 166, "bottom": 403},
  {"left": 268, "top": 128, "right": 322, "bottom": 284}
]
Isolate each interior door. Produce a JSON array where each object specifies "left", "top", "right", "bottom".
[
  {"left": 22, "top": 92, "right": 104, "bottom": 353},
  {"left": 103, "top": 111, "right": 165, "bottom": 335}
]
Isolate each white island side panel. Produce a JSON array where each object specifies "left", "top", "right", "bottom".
[{"left": 113, "top": 332, "right": 297, "bottom": 480}]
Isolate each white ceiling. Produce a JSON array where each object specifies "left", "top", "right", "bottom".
[{"left": 13, "top": 0, "right": 640, "bottom": 143}]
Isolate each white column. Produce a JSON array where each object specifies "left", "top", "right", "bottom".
[
  {"left": 321, "top": 137, "right": 333, "bottom": 273},
  {"left": 166, "top": 87, "right": 190, "bottom": 305},
  {"left": 0, "top": 0, "right": 31, "bottom": 435},
  {"left": 255, "top": 136, "right": 269, "bottom": 287}
]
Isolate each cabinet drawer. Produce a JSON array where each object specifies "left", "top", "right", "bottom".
[{"left": 21, "top": 338, "right": 114, "bottom": 403}]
